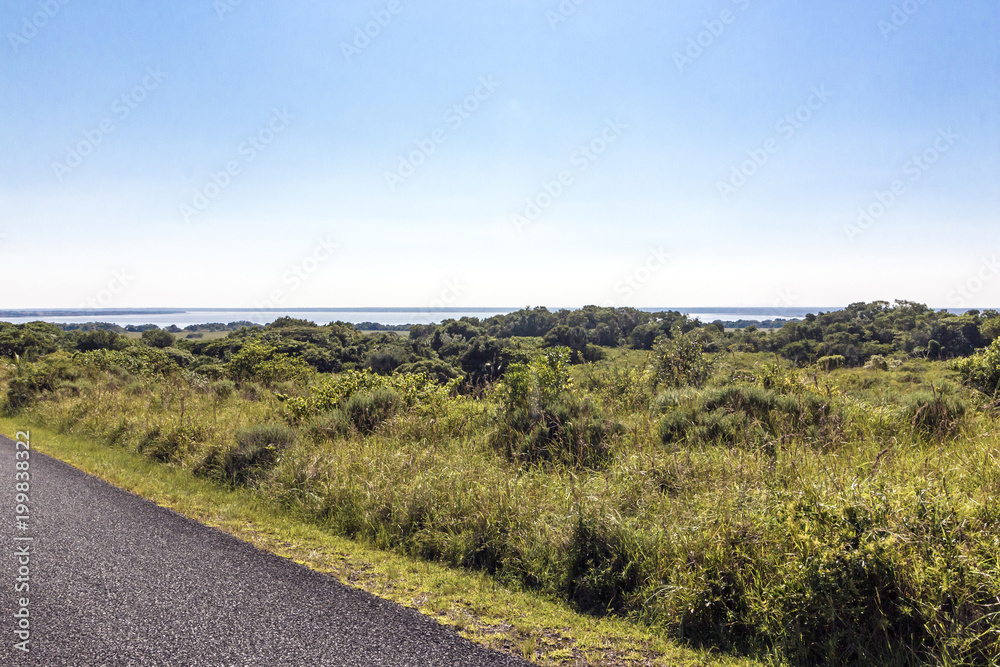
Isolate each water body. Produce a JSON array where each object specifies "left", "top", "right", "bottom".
[{"left": 0, "top": 306, "right": 836, "bottom": 328}]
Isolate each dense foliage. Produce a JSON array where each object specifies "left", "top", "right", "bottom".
[{"left": 2, "top": 300, "right": 999, "bottom": 666}]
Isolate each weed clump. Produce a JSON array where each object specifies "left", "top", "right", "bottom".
[
  {"left": 658, "top": 384, "right": 839, "bottom": 450},
  {"left": 902, "top": 390, "right": 966, "bottom": 437},
  {"left": 203, "top": 423, "right": 299, "bottom": 486},
  {"left": 493, "top": 347, "right": 622, "bottom": 468},
  {"left": 343, "top": 387, "right": 400, "bottom": 433},
  {"left": 4, "top": 352, "right": 79, "bottom": 412}
]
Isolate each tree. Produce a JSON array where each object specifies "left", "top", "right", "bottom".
[
  {"left": 0, "top": 322, "right": 62, "bottom": 360},
  {"left": 227, "top": 340, "right": 310, "bottom": 386},
  {"left": 955, "top": 338, "right": 1000, "bottom": 395},
  {"left": 649, "top": 331, "right": 715, "bottom": 388},
  {"left": 75, "top": 330, "right": 127, "bottom": 352},
  {"left": 141, "top": 328, "right": 175, "bottom": 348}
]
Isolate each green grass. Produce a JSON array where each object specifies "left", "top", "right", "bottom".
[
  {"left": 2, "top": 349, "right": 999, "bottom": 665},
  {"left": 0, "top": 418, "right": 755, "bottom": 667}
]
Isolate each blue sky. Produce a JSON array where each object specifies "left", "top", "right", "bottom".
[{"left": 1, "top": 0, "right": 997, "bottom": 309}]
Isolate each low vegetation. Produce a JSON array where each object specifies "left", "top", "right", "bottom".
[{"left": 2, "top": 300, "right": 999, "bottom": 666}]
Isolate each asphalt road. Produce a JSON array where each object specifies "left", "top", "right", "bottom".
[{"left": 0, "top": 434, "right": 532, "bottom": 666}]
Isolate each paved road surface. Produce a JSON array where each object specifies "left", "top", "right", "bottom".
[{"left": 0, "top": 434, "right": 531, "bottom": 666}]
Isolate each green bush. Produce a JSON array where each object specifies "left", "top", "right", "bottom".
[
  {"left": 649, "top": 332, "right": 715, "bottom": 389},
  {"left": 227, "top": 340, "right": 311, "bottom": 386},
  {"left": 82, "top": 346, "right": 179, "bottom": 378},
  {"left": 395, "top": 359, "right": 462, "bottom": 383},
  {"left": 211, "top": 379, "right": 236, "bottom": 399},
  {"left": 279, "top": 369, "right": 451, "bottom": 421},
  {"left": 343, "top": 387, "right": 400, "bottom": 433},
  {"left": 0, "top": 321, "right": 62, "bottom": 360},
  {"left": 3, "top": 352, "right": 80, "bottom": 412},
  {"left": 902, "top": 391, "right": 966, "bottom": 437},
  {"left": 163, "top": 347, "right": 195, "bottom": 367},
  {"left": 817, "top": 354, "right": 846, "bottom": 371},
  {"left": 658, "top": 385, "right": 839, "bottom": 450},
  {"left": 954, "top": 338, "right": 1000, "bottom": 395},
  {"left": 494, "top": 348, "right": 621, "bottom": 467},
  {"left": 303, "top": 409, "right": 352, "bottom": 441},
  {"left": 563, "top": 513, "right": 648, "bottom": 615},
  {"left": 75, "top": 330, "right": 128, "bottom": 352},
  {"left": 764, "top": 503, "right": 927, "bottom": 665},
  {"left": 510, "top": 395, "right": 621, "bottom": 468},
  {"left": 220, "top": 423, "right": 299, "bottom": 486},
  {"left": 141, "top": 424, "right": 206, "bottom": 464},
  {"left": 864, "top": 354, "right": 889, "bottom": 371},
  {"left": 141, "top": 328, "right": 175, "bottom": 348}
]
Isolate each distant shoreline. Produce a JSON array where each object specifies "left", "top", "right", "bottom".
[{"left": 0, "top": 306, "right": 982, "bottom": 330}]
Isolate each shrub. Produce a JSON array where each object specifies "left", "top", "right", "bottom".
[
  {"left": 658, "top": 385, "right": 838, "bottom": 450},
  {"left": 509, "top": 395, "right": 621, "bottom": 468},
  {"left": 75, "top": 330, "right": 128, "bottom": 352},
  {"left": 211, "top": 379, "right": 236, "bottom": 399},
  {"left": 563, "top": 512, "right": 648, "bottom": 614},
  {"left": 4, "top": 352, "right": 80, "bottom": 412},
  {"left": 0, "top": 321, "right": 62, "bottom": 360},
  {"left": 954, "top": 338, "right": 1000, "bottom": 395},
  {"left": 279, "top": 369, "right": 450, "bottom": 421},
  {"left": 142, "top": 424, "right": 206, "bottom": 464},
  {"left": 193, "top": 362, "right": 227, "bottom": 380},
  {"left": 163, "top": 347, "right": 195, "bottom": 367},
  {"left": 141, "top": 328, "right": 175, "bottom": 348},
  {"left": 766, "top": 504, "right": 927, "bottom": 665},
  {"left": 228, "top": 340, "right": 311, "bottom": 386},
  {"left": 494, "top": 348, "right": 620, "bottom": 467},
  {"left": 902, "top": 391, "right": 966, "bottom": 437},
  {"left": 864, "top": 354, "right": 889, "bottom": 371},
  {"left": 81, "top": 346, "right": 179, "bottom": 378},
  {"left": 817, "top": 354, "right": 846, "bottom": 371},
  {"left": 395, "top": 359, "right": 461, "bottom": 383},
  {"left": 649, "top": 332, "right": 715, "bottom": 389},
  {"left": 303, "top": 409, "right": 352, "bottom": 441},
  {"left": 343, "top": 387, "right": 401, "bottom": 433},
  {"left": 221, "top": 423, "right": 299, "bottom": 486},
  {"left": 365, "top": 346, "right": 410, "bottom": 375}
]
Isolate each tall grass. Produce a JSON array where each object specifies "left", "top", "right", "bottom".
[{"left": 3, "top": 350, "right": 998, "bottom": 665}]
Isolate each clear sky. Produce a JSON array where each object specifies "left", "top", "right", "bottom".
[{"left": 1, "top": 0, "right": 998, "bottom": 310}]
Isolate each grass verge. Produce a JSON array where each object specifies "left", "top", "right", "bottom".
[{"left": 1, "top": 417, "right": 762, "bottom": 667}]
